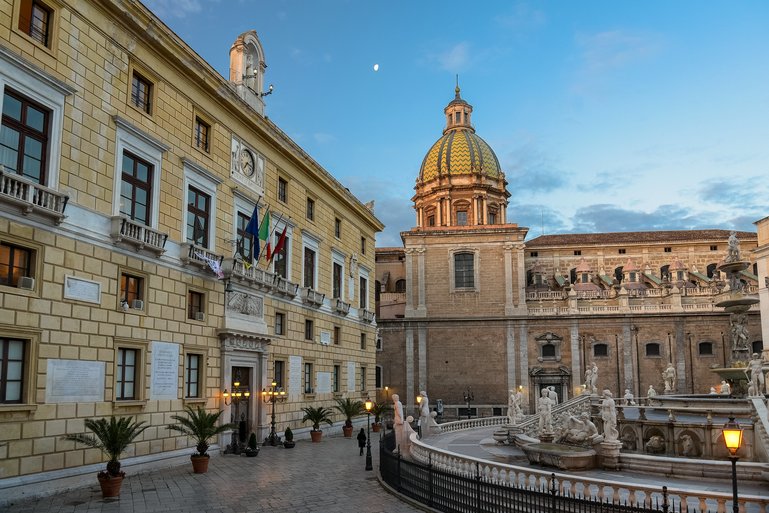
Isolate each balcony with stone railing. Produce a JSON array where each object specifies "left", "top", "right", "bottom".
[
  {"left": 230, "top": 259, "right": 275, "bottom": 291},
  {"left": 300, "top": 287, "right": 325, "bottom": 308},
  {"left": 273, "top": 275, "right": 299, "bottom": 298},
  {"left": 180, "top": 242, "right": 224, "bottom": 274},
  {"left": 333, "top": 297, "right": 351, "bottom": 315},
  {"left": 361, "top": 309, "right": 376, "bottom": 323},
  {"left": 110, "top": 215, "right": 168, "bottom": 255},
  {"left": 0, "top": 167, "right": 69, "bottom": 224}
]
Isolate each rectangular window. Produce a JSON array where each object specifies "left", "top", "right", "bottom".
[
  {"left": 488, "top": 212, "right": 496, "bottom": 225},
  {"left": 186, "top": 186, "right": 210, "bottom": 248},
  {"left": 334, "top": 326, "right": 341, "bottom": 345},
  {"left": 116, "top": 347, "right": 138, "bottom": 400},
  {"left": 274, "top": 360, "right": 285, "bottom": 388},
  {"left": 0, "top": 338, "right": 26, "bottom": 403},
  {"left": 237, "top": 211, "right": 254, "bottom": 262},
  {"left": 273, "top": 234, "right": 289, "bottom": 278},
  {"left": 275, "top": 312, "right": 285, "bottom": 335},
  {"left": 120, "top": 152, "right": 153, "bottom": 225},
  {"left": 194, "top": 117, "right": 210, "bottom": 152},
  {"left": 530, "top": 251, "right": 538, "bottom": 257},
  {"left": 18, "top": 0, "right": 52, "bottom": 47},
  {"left": 428, "top": 215, "right": 435, "bottom": 226},
  {"left": 304, "top": 362, "right": 313, "bottom": 393},
  {"left": 618, "top": 249, "right": 626, "bottom": 254},
  {"left": 375, "top": 366, "right": 382, "bottom": 388},
  {"left": 454, "top": 253, "right": 474, "bottom": 288},
  {"left": 278, "top": 177, "right": 287, "bottom": 203},
  {"left": 188, "top": 290, "right": 204, "bottom": 320},
  {"left": 1, "top": 89, "right": 50, "bottom": 185},
  {"left": 456, "top": 211, "right": 467, "bottom": 226},
  {"left": 304, "top": 319, "right": 314, "bottom": 341},
  {"left": 333, "top": 364, "right": 340, "bottom": 393},
  {"left": 303, "top": 247, "right": 316, "bottom": 288},
  {"left": 361, "top": 237, "right": 366, "bottom": 255},
  {"left": 333, "top": 262, "right": 342, "bottom": 299},
  {"left": 664, "top": 247, "right": 672, "bottom": 253},
  {"left": 574, "top": 250, "right": 581, "bottom": 256},
  {"left": 710, "top": 245, "right": 718, "bottom": 251},
  {"left": 306, "top": 198, "right": 315, "bottom": 221},
  {"left": 0, "top": 242, "right": 33, "bottom": 287},
  {"left": 361, "top": 366, "right": 367, "bottom": 392},
  {"left": 360, "top": 332, "right": 366, "bottom": 350},
  {"left": 131, "top": 71, "right": 152, "bottom": 114},
  {"left": 185, "top": 353, "right": 201, "bottom": 398},
  {"left": 359, "top": 276, "right": 367, "bottom": 309},
  {"left": 334, "top": 218, "right": 342, "bottom": 238},
  {"left": 119, "top": 272, "right": 143, "bottom": 305}
]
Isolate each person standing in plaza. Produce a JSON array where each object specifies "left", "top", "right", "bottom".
[{"left": 357, "top": 428, "right": 366, "bottom": 456}]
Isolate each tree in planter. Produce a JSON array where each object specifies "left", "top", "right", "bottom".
[
  {"left": 63, "top": 416, "right": 148, "bottom": 498},
  {"left": 245, "top": 432, "right": 259, "bottom": 457},
  {"left": 334, "top": 398, "right": 365, "bottom": 437},
  {"left": 283, "top": 426, "right": 295, "bottom": 448},
  {"left": 301, "top": 405, "right": 334, "bottom": 442},
  {"left": 166, "top": 406, "right": 236, "bottom": 473},
  {"left": 370, "top": 401, "right": 393, "bottom": 432}
]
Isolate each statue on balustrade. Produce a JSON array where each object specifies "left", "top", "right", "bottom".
[
  {"left": 623, "top": 389, "right": 636, "bottom": 405},
  {"left": 392, "top": 394, "right": 405, "bottom": 454},
  {"left": 647, "top": 385, "right": 657, "bottom": 398},
  {"left": 730, "top": 313, "right": 750, "bottom": 351}
]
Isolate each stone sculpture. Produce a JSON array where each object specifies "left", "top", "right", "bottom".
[
  {"left": 663, "top": 363, "right": 676, "bottom": 392},
  {"left": 538, "top": 388, "right": 553, "bottom": 434},
  {"left": 418, "top": 391, "right": 430, "bottom": 436},
  {"left": 585, "top": 366, "right": 594, "bottom": 394},
  {"left": 623, "top": 389, "right": 636, "bottom": 405},
  {"left": 590, "top": 362, "right": 599, "bottom": 394},
  {"left": 647, "top": 385, "right": 657, "bottom": 398},
  {"left": 730, "top": 313, "right": 750, "bottom": 350},
  {"left": 600, "top": 390, "right": 618, "bottom": 442},
  {"left": 645, "top": 435, "right": 665, "bottom": 454},
  {"left": 726, "top": 231, "right": 740, "bottom": 263},
  {"left": 720, "top": 381, "right": 731, "bottom": 395},
  {"left": 747, "top": 353, "right": 767, "bottom": 396},
  {"left": 508, "top": 389, "right": 523, "bottom": 424},
  {"left": 548, "top": 386, "right": 559, "bottom": 405},
  {"left": 680, "top": 434, "right": 694, "bottom": 457},
  {"left": 402, "top": 415, "right": 418, "bottom": 456},
  {"left": 392, "top": 393, "right": 404, "bottom": 453},
  {"left": 559, "top": 413, "right": 603, "bottom": 446}
]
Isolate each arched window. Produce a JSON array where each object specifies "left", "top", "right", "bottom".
[
  {"left": 593, "top": 343, "right": 608, "bottom": 357},
  {"left": 454, "top": 252, "right": 474, "bottom": 288},
  {"left": 395, "top": 279, "right": 406, "bottom": 293},
  {"left": 645, "top": 343, "right": 661, "bottom": 357},
  {"left": 569, "top": 268, "right": 577, "bottom": 285},
  {"left": 660, "top": 265, "right": 670, "bottom": 281},
  {"left": 698, "top": 342, "right": 713, "bottom": 356},
  {"left": 541, "top": 344, "right": 556, "bottom": 358}
]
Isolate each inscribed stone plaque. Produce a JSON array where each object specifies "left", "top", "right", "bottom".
[
  {"left": 46, "top": 360, "right": 105, "bottom": 403},
  {"left": 316, "top": 372, "right": 331, "bottom": 394},
  {"left": 347, "top": 361, "right": 356, "bottom": 392},
  {"left": 63, "top": 275, "right": 101, "bottom": 304},
  {"left": 150, "top": 341, "right": 180, "bottom": 400},
  {"left": 288, "top": 355, "right": 302, "bottom": 396}
]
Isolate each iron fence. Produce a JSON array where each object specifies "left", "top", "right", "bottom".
[{"left": 380, "top": 433, "right": 688, "bottom": 513}]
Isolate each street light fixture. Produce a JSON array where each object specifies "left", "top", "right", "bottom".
[
  {"left": 261, "top": 381, "right": 287, "bottom": 446},
  {"left": 723, "top": 416, "right": 743, "bottom": 513},
  {"left": 222, "top": 374, "right": 251, "bottom": 453},
  {"left": 463, "top": 388, "right": 474, "bottom": 420},
  {"left": 364, "top": 397, "right": 373, "bottom": 471}
]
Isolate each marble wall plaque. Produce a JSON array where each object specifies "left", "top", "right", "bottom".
[
  {"left": 150, "top": 341, "right": 180, "bottom": 400},
  {"left": 347, "top": 361, "right": 356, "bottom": 392},
  {"left": 46, "top": 360, "right": 105, "bottom": 403},
  {"left": 63, "top": 275, "right": 101, "bottom": 304},
  {"left": 316, "top": 372, "right": 331, "bottom": 394},
  {"left": 288, "top": 355, "right": 302, "bottom": 396}
]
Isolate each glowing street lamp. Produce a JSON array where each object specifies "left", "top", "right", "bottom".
[
  {"left": 722, "top": 416, "right": 743, "bottom": 513},
  {"left": 364, "top": 397, "right": 373, "bottom": 471}
]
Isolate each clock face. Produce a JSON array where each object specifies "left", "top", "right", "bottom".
[{"left": 240, "top": 149, "right": 255, "bottom": 177}]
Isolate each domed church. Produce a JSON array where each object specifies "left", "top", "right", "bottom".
[{"left": 375, "top": 88, "right": 761, "bottom": 417}]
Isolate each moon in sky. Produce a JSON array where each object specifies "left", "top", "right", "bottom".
[{"left": 373, "top": 63, "right": 379, "bottom": 72}]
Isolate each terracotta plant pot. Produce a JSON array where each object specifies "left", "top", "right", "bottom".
[
  {"left": 310, "top": 430, "right": 323, "bottom": 443},
  {"left": 342, "top": 425, "right": 353, "bottom": 437},
  {"left": 98, "top": 473, "right": 124, "bottom": 498},
  {"left": 372, "top": 423, "right": 381, "bottom": 433},
  {"left": 191, "top": 454, "right": 210, "bottom": 473}
]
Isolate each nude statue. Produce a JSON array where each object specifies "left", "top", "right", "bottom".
[
  {"left": 418, "top": 391, "right": 430, "bottom": 437},
  {"left": 392, "top": 394, "right": 404, "bottom": 453},
  {"left": 747, "top": 353, "right": 766, "bottom": 396},
  {"left": 720, "top": 380, "right": 731, "bottom": 395},
  {"left": 647, "top": 385, "right": 657, "bottom": 398},
  {"left": 623, "top": 389, "right": 636, "bottom": 406},
  {"left": 560, "top": 413, "right": 602, "bottom": 445},
  {"left": 538, "top": 388, "right": 553, "bottom": 434},
  {"left": 589, "top": 362, "right": 599, "bottom": 394},
  {"left": 663, "top": 363, "right": 676, "bottom": 392},
  {"left": 508, "top": 389, "right": 523, "bottom": 424},
  {"left": 601, "top": 389, "right": 618, "bottom": 442},
  {"left": 547, "top": 386, "right": 559, "bottom": 405},
  {"left": 730, "top": 313, "right": 750, "bottom": 351}
]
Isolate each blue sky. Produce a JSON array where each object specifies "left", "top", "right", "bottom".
[{"left": 144, "top": 0, "right": 769, "bottom": 247}]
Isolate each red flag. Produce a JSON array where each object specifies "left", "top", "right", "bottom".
[{"left": 269, "top": 225, "right": 288, "bottom": 264}]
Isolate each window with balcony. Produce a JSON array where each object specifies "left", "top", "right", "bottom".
[
  {"left": 120, "top": 152, "right": 153, "bottom": 226},
  {"left": 0, "top": 242, "right": 34, "bottom": 287},
  {"left": 273, "top": 233, "right": 289, "bottom": 279},
  {"left": 186, "top": 186, "right": 210, "bottom": 248},
  {"left": 237, "top": 211, "right": 254, "bottom": 262},
  {"left": 303, "top": 246, "right": 316, "bottom": 289},
  {"left": 333, "top": 262, "right": 343, "bottom": 299},
  {"left": 1, "top": 89, "right": 50, "bottom": 185}
]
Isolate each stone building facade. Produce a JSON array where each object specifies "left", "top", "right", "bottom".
[
  {"left": 0, "top": 0, "right": 382, "bottom": 495},
  {"left": 375, "top": 89, "right": 762, "bottom": 418}
]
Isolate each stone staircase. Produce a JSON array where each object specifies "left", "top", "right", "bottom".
[
  {"left": 501, "top": 393, "right": 592, "bottom": 442},
  {"left": 748, "top": 397, "right": 769, "bottom": 465}
]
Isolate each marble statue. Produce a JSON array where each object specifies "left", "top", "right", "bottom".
[
  {"left": 645, "top": 435, "right": 665, "bottom": 454},
  {"left": 730, "top": 313, "right": 750, "bottom": 351},
  {"left": 747, "top": 353, "right": 767, "bottom": 396},
  {"left": 538, "top": 388, "right": 553, "bottom": 434},
  {"left": 726, "top": 231, "right": 741, "bottom": 263},
  {"left": 559, "top": 413, "right": 603, "bottom": 446},
  {"left": 663, "top": 363, "right": 676, "bottom": 392},
  {"left": 709, "top": 387, "right": 717, "bottom": 394},
  {"left": 418, "top": 391, "right": 430, "bottom": 436},
  {"left": 508, "top": 389, "right": 523, "bottom": 424},
  {"left": 585, "top": 366, "right": 594, "bottom": 394},
  {"left": 680, "top": 434, "right": 694, "bottom": 457},
  {"left": 623, "top": 389, "right": 636, "bottom": 406},
  {"left": 600, "top": 390, "right": 618, "bottom": 442},
  {"left": 647, "top": 385, "right": 657, "bottom": 398},
  {"left": 392, "top": 394, "right": 404, "bottom": 453},
  {"left": 548, "top": 386, "right": 559, "bottom": 405},
  {"left": 720, "top": 381, "right": 731, "bottom": 395}
]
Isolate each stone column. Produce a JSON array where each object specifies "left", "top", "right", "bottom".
[
  {"left": 518, "top": 323, "right": 530, "bottom": 413},
  {"left": 570, "top": 323, "right": 580, "bottom": 399},
  {"left": 504, "top": 242, "right": 515, "bottom": 315},
  {"left": 506, "top": 320, "right": 517, "bottom": 394},
  {"left": 622, "top": 323, "right": 635, "bottom": 394},
  {"left": 515, "top": 243, "right": 527, "bottom": 309},
  {"left": 418, "top": 323, "right": 427, "bottom": 394}
]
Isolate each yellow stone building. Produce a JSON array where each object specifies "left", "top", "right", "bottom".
[
  {"left": 375, "top": 88, "right": 762, "bottom": 417},
  {"left": 0, "top": 0, "right": 382, "bottom": 498}
]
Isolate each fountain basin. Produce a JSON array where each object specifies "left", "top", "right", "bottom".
[{"left": 521, "top": 443, "right": 596, "bottom": 471}]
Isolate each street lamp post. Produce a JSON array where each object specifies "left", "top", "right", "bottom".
[
  {"left": 364, "top": 398, "right": 373, "bottom": 471},
  {"left": 261, "top": 381, "right": 287, "bottom": 446},
  {"left": 222, "top": 376, "right": 250, "bottom": 454},
  {"left": 722, "top": 416, "right": 743, "bottom": 513},
  {"left": 463, "top": 388, "right": 474, "bottom": 420}
]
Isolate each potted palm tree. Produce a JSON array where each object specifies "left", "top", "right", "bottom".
[
  {"left": 301, "top": 405, "right": 333, "bottom": 442},
  {"left": 166, "top": 405, "right": 236, "bottom": 473},
  {"left": 283, "top": 426, "right": 295, "bottom": 448},
  {"left": 334, "top": 397, "right": 364, "bottom": 437},
  {"left": 370, "top": 401, "right": 392, "bottom": 432},
  {"left": 63, "top": 416, "right": 148, "bottom": 498}
]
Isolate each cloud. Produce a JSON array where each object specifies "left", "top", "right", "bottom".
[
  {"left": 143, "top": 0, "right": 202, "bottom": 18},
  {"left": 698, "top": 178, "right": 764, "bottom": 210},
  {"left": 509, "top": 203, "right": 569, "bottom": 237},
  {"left": 575, "top": 170, "right": 625, "bottom": 193},
  {"left": 495, "top": 2, "right": 547, "bottom": 30},
  {"left": 576, "top": 30, "right": 662, "bottom": 72},
  {"left": 422, "top": 42, "right": 472, "bottom": 72},
  {"left": 570, "top": 203, "right": 720, "bottom": 233},
  {"left": 500, "top": 138, "right": 569, "bottom": 194}
]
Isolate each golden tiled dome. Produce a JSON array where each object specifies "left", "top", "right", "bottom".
[{"left": 418, "top": 86, "right": 502, "bottom": 182}]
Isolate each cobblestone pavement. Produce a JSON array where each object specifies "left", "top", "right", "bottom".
[{"left": 3, "top": 434, "right": 427, "bottom": 513}]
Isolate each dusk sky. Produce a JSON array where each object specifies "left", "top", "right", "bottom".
[{"left": 144, "top": 0, "right": 769, "bottom": 247}]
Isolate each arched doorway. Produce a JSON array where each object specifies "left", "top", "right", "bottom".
[{"left": 529, "top": 366, "right": 571, "bottom": 409}]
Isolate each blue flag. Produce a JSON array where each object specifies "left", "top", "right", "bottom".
[{"left": 244, "top": 204, "right": 260, "bottom": 260}]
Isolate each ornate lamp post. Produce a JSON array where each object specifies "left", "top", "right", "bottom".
[
  {"left": 261, "top": 381, "right": 287, "bottom": 446},
  {"left": 364, "top": 397, "right": 373, "bottom": 471},
  {"left": 463, "top": 388, "right": 474, "bottom": 420},
  {"left": 722, "top": 417, "right": 743, "bottom": 513}
]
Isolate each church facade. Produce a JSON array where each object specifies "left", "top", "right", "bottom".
[{"left": 375, "top": 88, "right": 762, "bottom": 417}]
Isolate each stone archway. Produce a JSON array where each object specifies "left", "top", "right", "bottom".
[{"left": 529, "top": 365, "right": 571, "bottom": 410}]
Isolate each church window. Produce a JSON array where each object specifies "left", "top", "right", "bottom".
[
  {"left": 581, "top": 273, "right": 588, "bottom": 283},
  {"left": 706, "top": 263, "right": 717, "bottom": 278},
  {"left": 454, "top": 252, "right": 474, "bottom": 288},
  {"left": 395, "top": 279, "right": 406, "bottom": 293},
  {"left": 676, "top": 270, "right": 684, "bottom": 281},
  {"left": 455, "top": 112, "right": 460, "bottom": 123},
  {"left": 488, "top": 211, "right": 496, "bottom": 224},
  {"left": 530, "top": 251, "right": 538, "bottom": 257},
  {"left": 698, "top": 342, "right": 713, "bottom": 356},
  {"left": 593, "top": 343, "right": 608, "bottom": 357},
  {"left": 456, "top": 211, "right": 467, "bottom": 226},
  {"left": 710, "top": 245, "right": 718, "bottom": 251},
  {"left": 629, "top": 272, "right": 637, "bottom": 282},
  {"left": 541, "top": 344, "right": 556, "bottom": 358},
  {"left": 645, "top": 343, "right": 661, "bottom": 357},
  {"left": 428, "top": 215, "right": 435, "bottom": 226},
  {"left": 664, "top": 247, "right": 672, "bottom": 253}
]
